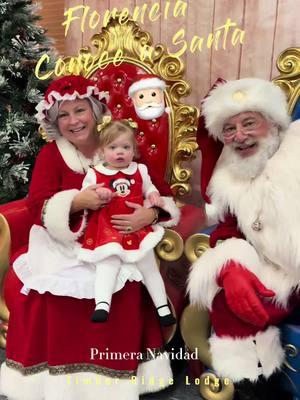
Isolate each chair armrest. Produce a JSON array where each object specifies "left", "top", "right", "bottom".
[
  {"left": 0, "top": 199, "right": 32, "bottom": 255},
  {"left": 180, "top": 304, "right": 212, "bottom": 368},
  {"left": 0, "top": 199, "right": 32, "bottom": 348}
]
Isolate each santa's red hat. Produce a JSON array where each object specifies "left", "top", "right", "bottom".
[
  {"left": 128, "top": 74, "right": 166, "bottom": 97},
  {"left": 202, "top": 78, "right": 290, "bottom": 141},
  {"left": 36, "top": 75, "right": 109, "bottom": 140}
]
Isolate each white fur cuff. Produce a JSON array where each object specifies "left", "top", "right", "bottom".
[
  {"left": 157, "top": 196, "right": 180, "bottom": 228},
  {"left": 137, "top": 354, "right": 173, "bottom": 394},
  {"left": 187, "top": 238, "right": 261, "bottom": 309},
  {"left": 43, "top": 189, "right": 86, "bottom": 243},
  {"left": 209, "top": 326, "right": 284, "bottom": 382},
  {"left": 205, "top": 203, "right": 220, "bottom": 225}
]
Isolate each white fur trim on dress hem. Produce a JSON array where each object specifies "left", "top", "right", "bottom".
[
  {"left": 157, "top": 196, "right": 180, "bottom": 228},
  {"left": 137, "top": 354, "right": 173, "bottom": 394},
  {"left": 209, "top": 326, "right": 284, "bottom": 382},
  {"left": 0, "top": 362, "right": 140, "bottom": 400},
  {"left": 188, "top": 238, "right": 261, "bottom": 309},
  {"left": 43, "top": 189, "right": 86, "bottom": 243},
  {"left": 78, "top": 225, "right": 165, "bottom": 263}
]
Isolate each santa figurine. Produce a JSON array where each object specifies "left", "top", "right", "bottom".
[
  {"left": 188, "top": 77, "right": 300, "bottom": 400},
  {"left": 128, "top": 74, "right": 169, "bottom": 120}
]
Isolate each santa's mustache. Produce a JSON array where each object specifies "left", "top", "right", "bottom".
[
  {"left": 136, "top": 102, "right": 164, "bottom": 110},
  {"left": 232, "top": 139, "right": 256, "bottom": 149}
]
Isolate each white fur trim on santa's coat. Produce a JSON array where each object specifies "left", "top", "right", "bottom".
[
  {"left": 157, "top": 196, "right": 180, "bottom": 228},
  {"left": 43, "top": 189, "right": 86, "bottom": 243},
  {"left": 205, "top": 202, "right": 220, "bottom": 225},
  {"left": 206, "top": 120, "right": 300, "bottom": 307},
  {"left": 0, "top": 362, "right": 140, "bottom": 400},
  {"left": 209, "top": 326, "right": 285, "bottom": 382},
  {"left": 187, "top": 238, "right": 261, "bottom": 309},
  {"left": 137, "top": 353, "right": 173, "bottom": 394}
]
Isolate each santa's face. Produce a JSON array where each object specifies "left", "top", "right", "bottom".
[
  {"left": 222, "top": 112, "right": 272, "bottom": 158},
  {"left": 132, "top": 88, "right": 165, "bottom": 120},
  {"left": 221, "top": 112, "right": 281, "bottom": 179},
  {"left": 101, "top": 132, "right": 134, "bottom": 170}
]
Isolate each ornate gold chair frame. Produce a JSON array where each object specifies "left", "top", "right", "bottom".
[
  {"left": 0, "top": 15, "right": 199, "bottom": 347},
  {"left": 180, "top": 47, "right": 300, "bottom": 400}
]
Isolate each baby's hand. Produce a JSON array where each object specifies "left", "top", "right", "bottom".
[
  {"left": 96, "top": 187, "right": 115, "bottom": 203},
  {"left": 147, "top": 192, "right": 164, "bottom": 208}
]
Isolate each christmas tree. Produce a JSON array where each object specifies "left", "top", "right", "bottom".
[{"left": 0, "top": 0, "right": 54, "bottom": 203}]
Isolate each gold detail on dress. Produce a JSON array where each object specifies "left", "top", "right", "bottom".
[
  {"left": 6, "top": 359, "right": 136, "bottom": 378},
  {"left": 126, "top": 240, "right": 132, "bottom": 245},
  {"left": 86, "top": 238, "right": 93, "bottom": 245},
  {"left": 155, "top": 229, "right": 184, "bottom": 262}
]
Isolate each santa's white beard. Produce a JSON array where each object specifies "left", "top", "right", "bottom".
[
  {"left": 135, "top": 102, "right": 165, "bottom": 120},
  {"left": 222, "top": 127, "right": 281, "bottom": 180}
]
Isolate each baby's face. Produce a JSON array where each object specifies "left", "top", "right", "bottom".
[{"left": 102, "top": 132, "right": 134, "bottom": 169}]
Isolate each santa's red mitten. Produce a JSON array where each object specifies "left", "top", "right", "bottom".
[{"left": 217, "top": 261, "right": 275, "bottom": 328}]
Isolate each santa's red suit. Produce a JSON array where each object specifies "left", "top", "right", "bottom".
[
  {"left": 188, "top": 78, "right": 300, "bottom": 385},
  {"left": 1, "top": 136, "right": 179, "bottom": 400}
]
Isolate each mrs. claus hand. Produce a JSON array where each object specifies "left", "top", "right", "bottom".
[
  {"left": 111, "top": 201, "right": 156, "bottom": 233},
  {"left": 71, "top": 184, "right": 108, "bottom": 213}
]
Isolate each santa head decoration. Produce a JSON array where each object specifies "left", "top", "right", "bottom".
[
  {"left": 36, "top": 75, "right": 109, "bottom": 141},
  {"left": 128, "top": 74, "right": 169, "bottom": 120}
]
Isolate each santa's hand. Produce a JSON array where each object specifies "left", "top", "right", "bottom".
[{"left": 218, "top": 261, "right": 275, "bottom": 328}]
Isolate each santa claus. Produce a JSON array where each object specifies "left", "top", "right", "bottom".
[{"left": 188, "top": 78, "right": 300, "bottom": 400}]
